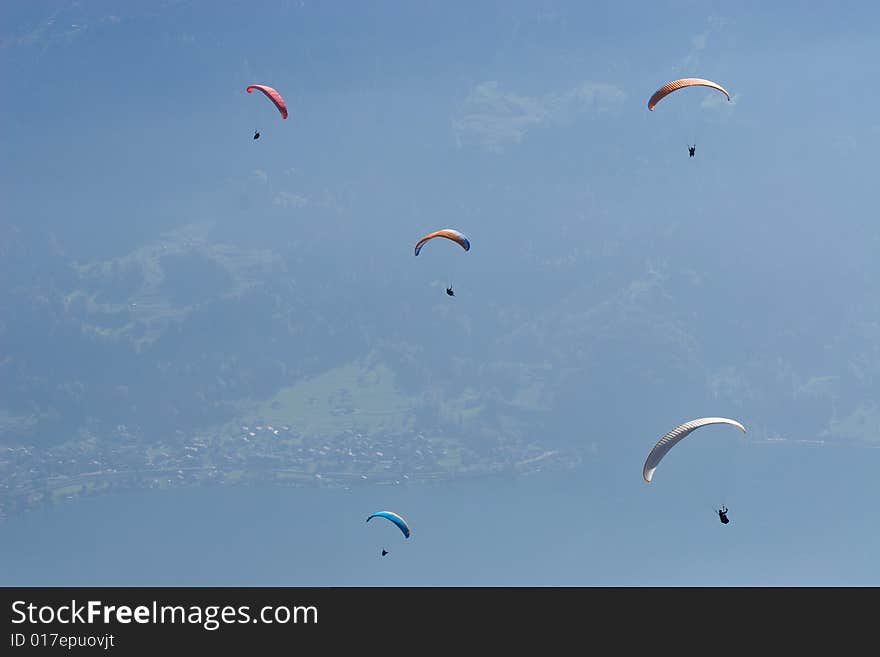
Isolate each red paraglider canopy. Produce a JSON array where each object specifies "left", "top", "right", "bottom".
[{"left": 246, "top": 84, "right": 288, "bottom": 119}]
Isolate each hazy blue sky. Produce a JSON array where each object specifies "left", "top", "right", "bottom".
[{"left": 2, "top": 1, "right": 879, "bottom": 585}]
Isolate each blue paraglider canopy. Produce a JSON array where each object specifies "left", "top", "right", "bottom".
[{"left": 366, "top": 511, "right": 411, "bottom": 538}]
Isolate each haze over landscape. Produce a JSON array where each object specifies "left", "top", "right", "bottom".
[{"left": 1, "top": 0, "right": 879, "bottom": 585}]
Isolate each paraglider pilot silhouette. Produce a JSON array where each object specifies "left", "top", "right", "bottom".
[{"left": 717, "top": 506, "right": 730, "bottom": 524}]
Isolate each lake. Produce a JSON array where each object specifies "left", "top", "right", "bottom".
[{"left": 2, "top": 440, "right": 878, "bottom": 586}]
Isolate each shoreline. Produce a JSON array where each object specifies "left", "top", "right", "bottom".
[{"left": 0, "top": 448, "right": 583, "bottom": 522}]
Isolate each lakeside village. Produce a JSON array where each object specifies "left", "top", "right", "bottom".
[{"left": 0, "top": 422, "right": 580, "bottom": 521}]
